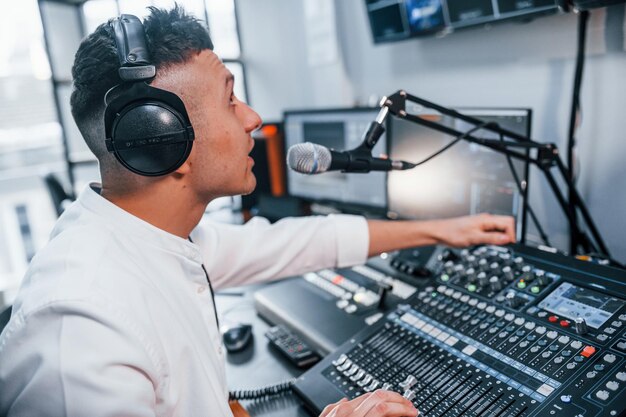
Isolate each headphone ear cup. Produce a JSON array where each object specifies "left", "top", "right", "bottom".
[{"left": 111, "top": 101, "right": 193, "bottom": 176}]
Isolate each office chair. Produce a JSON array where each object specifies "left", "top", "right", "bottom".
[
  {"left": 43, "top": 173, "right": 74, "bottom": 217},
  {"left": 0, "top": 305, "right": 12, "bottom": 334}
]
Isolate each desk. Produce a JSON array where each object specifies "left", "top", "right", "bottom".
[{"left": 216, "top": 283, "right": 314, "bottom": 417}]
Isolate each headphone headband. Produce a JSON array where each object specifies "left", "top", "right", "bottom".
[{"left": 110, "top": 15, "right": 156, "bottom": 82}]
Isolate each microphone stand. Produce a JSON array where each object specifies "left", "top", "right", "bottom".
[{"left": 367, "top": 90, "right": 610, "bottom": 258}]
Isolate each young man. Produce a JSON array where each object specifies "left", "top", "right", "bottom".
[{"left": 0, "top": 6, "right": 515, "bottom": 417}]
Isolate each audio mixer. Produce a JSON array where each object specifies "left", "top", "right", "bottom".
[{"left": 294, "top": 244, "right": 626, "bottom": 417}]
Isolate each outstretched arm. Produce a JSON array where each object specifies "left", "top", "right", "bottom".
[{"left": 368, "top": 213, "right": 515, "bottom": 257}]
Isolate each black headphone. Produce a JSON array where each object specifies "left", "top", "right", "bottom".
[{"left": 104, "top": 14, "right": 195, "bottom": 177}]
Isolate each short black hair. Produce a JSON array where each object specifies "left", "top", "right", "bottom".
[{"left": 70, "top": 5, "right": 213, "bottom": 160}]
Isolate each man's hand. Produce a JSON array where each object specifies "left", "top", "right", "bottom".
[
  {"left": 319, "top": 390, "right": 419, "bottom": 417},
  {"left": 431, "top": 213, "right": 516, "bottom": 248},
  {"left": 367, "top": 213, "right": 516, "bottom": 256}
]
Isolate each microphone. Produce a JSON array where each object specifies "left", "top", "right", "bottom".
[{"left": 287, "top": 142, "right": 414, "bottom": 174}]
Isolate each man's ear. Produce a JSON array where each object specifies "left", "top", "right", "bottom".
[{"left": 174, "top": 158, "right": 192, "bottom": 176}]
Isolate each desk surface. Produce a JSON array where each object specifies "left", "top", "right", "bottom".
[{"left": 216, "top": 283, "right": 314, "bottom": 417}]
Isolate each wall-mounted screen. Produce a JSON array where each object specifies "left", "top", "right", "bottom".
[{"left": 365, "top": 0, "right": 560, "bottom": 43}]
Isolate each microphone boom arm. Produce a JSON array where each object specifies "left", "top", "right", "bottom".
[{"left": 375, "top": 90, "right": 609, "bottom": 258}]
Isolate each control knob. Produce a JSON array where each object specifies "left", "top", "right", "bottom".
[
  {"left": 502, "top": 266, "right": 514, "bottom": 281},
  {"left": 506, "top": 291, "right": 521, "bottom": 308},
  {"left": 465, "top": 268, "right": 477, "bottom": 283},
  {"left": 535, "top": 270, "right": 549, "bottom": 286},
  {"left": 399, "top": 375, "right": 417, "bottom": 390},
  {"left": 478, "top": 259, "right": 489, "bottom": 272},
  {"left": 575, "top": 317, "right": 588, "bottom": 335},
  {"left": 489, "top": 276, "right": 502, "bottom": 292},
  {"left": 477, "top": 272, "right": 488, "bottom": 287},
  {"left": 499, "top": 253, "right": 513, "bottom": 266}
]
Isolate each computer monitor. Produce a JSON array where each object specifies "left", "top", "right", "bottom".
[
  {"left": 284, "top": 108, "right": 388, "bottom": 211},
  {"left": 387, "top": 107, "right": 531, "bottom": 237}
]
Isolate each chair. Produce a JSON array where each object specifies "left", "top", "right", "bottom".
[{"left": 43, "top": 173, "right": 75, "bottom": 217}]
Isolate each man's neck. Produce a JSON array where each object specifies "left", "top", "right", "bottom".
[{"left": 100, "top": 184, "right": 207, "bottom": 239}]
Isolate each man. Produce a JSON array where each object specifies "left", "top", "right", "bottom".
[{"left": 0, "top": 6, "right": 515, "bottom": 417}]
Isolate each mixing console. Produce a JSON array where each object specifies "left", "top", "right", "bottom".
[{"left": 294, "top": 244, "right": 626, "bottom": 417}]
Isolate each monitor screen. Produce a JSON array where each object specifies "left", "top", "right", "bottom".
[
  {"left": 387, "top": 108, "right": 531, "bottom": 235},
  {"left": 284, "top": 109, "right": 387, "bottom": 209},
  {"left": 365, "top": 0, "right": 559, "bottom": 43}
]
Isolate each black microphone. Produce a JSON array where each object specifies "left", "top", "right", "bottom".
[{"left": 287, "top": 142, "right": 414, "bottom": 174}]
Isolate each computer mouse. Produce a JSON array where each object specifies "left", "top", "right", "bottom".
[{"left": 221, "top": 324, "right": 253, "bottom": 353}]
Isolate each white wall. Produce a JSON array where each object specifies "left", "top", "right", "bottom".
[{"left": 238, "top": 0, "right": 626, "bottom": 262}]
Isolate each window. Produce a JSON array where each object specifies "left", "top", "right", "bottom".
[{"left": 0, "top": 0, "right": 62, "bottom": 292}]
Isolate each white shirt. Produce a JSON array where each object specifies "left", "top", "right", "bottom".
[{"left": 0, "top": 184, "right": 369, "bottom": 417}]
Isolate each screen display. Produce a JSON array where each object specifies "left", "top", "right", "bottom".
[
  {"left": 387, "top": 108, "right": 530, "bottom": 231},
  {"left": 365, "top": 0, "right": 559, "bottom": 43},
  {"left": 285, "top": 109, "right": 387, "bottom": 209},
  {"left": 405, "top": 0, "right": 446, "bottom": 33},
  {"left": 538, "top": 282, "right": 625, "bottom": 329}
]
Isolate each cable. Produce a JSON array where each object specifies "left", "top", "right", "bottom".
[
  {"left": 405, "top": 122, "right": 492, "bottom": 169},
  {"left": 228, "top": 378, "right": 296, "bottom": 401},
  {"left": 567, "top": 10, "right": 590, "bottom": 254},
  {"left": 187, "top": 239, "right": 297, "bottom": 402}
]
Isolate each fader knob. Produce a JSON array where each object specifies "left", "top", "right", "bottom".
[
  {"left": 399, "top": 375, "right": 417, "bottom": 390},
  {"left": 575, "top": 317, "right": 589, "bottom": 335}
]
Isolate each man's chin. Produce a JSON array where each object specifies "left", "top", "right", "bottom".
[{"left": 240, "top": 177, "right": 257, "bottom": 196}]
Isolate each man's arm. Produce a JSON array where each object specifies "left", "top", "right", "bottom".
[
  {"left": 196, "top": 213, "right": 514, "bottom": 290},
  {"left": 0, "top": 300, "right": 159, "bottom": 417},
  {"left": 368, "top": 213, "right": 516, "bottom": 257}
]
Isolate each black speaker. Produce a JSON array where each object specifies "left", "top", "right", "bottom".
[{"left": 103, "top": 14, "right": 195, "bottom": 177}]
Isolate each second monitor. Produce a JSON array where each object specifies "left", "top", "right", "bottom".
[{"left": 387, "top": 107, "right": 531, "bottom": 236}]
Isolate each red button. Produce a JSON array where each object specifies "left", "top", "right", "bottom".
[
  {"left": 560, "top": 320, "right": 570, "bottom": 327},
  {"left": 548, "top": 315, "right": 559, "bottom": 323},
  {"left": 581, "top": 346, "right": 596, "bottom": 358}
]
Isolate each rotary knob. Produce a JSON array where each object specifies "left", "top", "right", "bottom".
[
  {"left": 506, "top": 291, "right": 521, "bottom": 308},
  {"left": 575, "top": 317, "right": 588, "bottom": 335},
  {"left": 465, "top": 268, "right": 477, "bottom": 283},
  {"left": 489, "top": 276, "right": 502, "bottom": 292},
  {"left": 444, "top": 261, "right": 455, "bottom": 275},
  {"left": 478, "top": 258, "right": 489, "bottom": 272},
  {"left": 502, "top": 266, "right": 514, "bottom": 281},
  {"left": 477, "top": 272, "right": 489, "bottom": 287}
]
